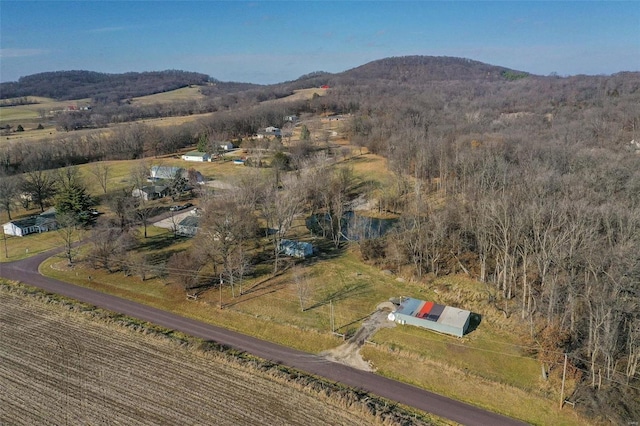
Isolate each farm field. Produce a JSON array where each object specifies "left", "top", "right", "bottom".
[
  {"left": 0, "top": 96, "right": 91, "bottom": 123},
  {"left": 0, "top": 84, "right": 328, "bottom": 144},
  {"left": 130, "top": 85, "right": 206, "bottom": 105},
  {"left": 0, "top": 285, "right": 388, "bottom": 426}
]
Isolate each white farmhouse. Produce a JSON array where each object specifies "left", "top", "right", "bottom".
[{"left": 256, "top": 126, "right": 282, "bottom": 139}]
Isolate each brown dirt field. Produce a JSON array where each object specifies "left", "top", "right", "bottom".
[{"left": 0, "top": 288, "right": 382, "bottom": 426}]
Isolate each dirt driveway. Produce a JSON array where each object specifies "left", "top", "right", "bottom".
[
  {"left": 321, "top": 302, "right": 396, "bottom": 371},
  {"left": 153, "top": 208, "right": 195, "bottom": 230}
]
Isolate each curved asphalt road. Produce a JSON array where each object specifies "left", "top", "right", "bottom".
[{"left": 0, "top": 251, "right": 528, "bottom": 426}]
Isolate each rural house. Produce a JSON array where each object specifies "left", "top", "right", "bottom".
[
  {"left": 388, "top": 297, "right": 472, "bottom": 338},
  {"left": 256, "top": 126, "right": 281, "bottom": 139},
  {"left": 278, "top": 239, "right": 314, "bottom": 258},
  {"left": 132, "top": 185, "right": 169, "bottom": 201},
  {"left": 219, "top": 141, "right": 235, "bottom": 151},
  {"left": 176, "top": 215, "right": 200, "bottom": 237},
  {"left": 3, "top": 208, "right": 58, "bottom": 237},
  {"left": 181, "top": 151, "right": 211, "bottom": 162}
]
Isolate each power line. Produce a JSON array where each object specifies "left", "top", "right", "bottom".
[
  {"left": 568, "top": 363, "right": 640, "bottom": 392},
  {"left": 71, "top": 244, "right": 640, "bottom": 387}
]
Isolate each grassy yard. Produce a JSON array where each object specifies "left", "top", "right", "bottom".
[
  {"left": 362, "top": 346, "right": 583, "bottom": 426},
  {"left": 40, "top": 247, "right": 342, "bottom": 353},
  {"left": 0, "top": 231, "right": 69, "bottom": 262}
]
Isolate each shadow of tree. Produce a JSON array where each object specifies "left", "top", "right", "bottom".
[
  {"left": 137, "top": 233, "right": 189, "bottom": 252},
  {"left": 306, "top": 281, "right": 371, "bottom": 311},
  {"left": 465, "top": 312, "right": 482, "bottom": 335},
  {"left": 335, "top": 312, "right": 374, "bottom": 335}
]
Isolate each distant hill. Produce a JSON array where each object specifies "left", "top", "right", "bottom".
[
  {"left": 335, "top": 56, "right": 530, "bottom": 83},
  {"left": 0, "top": 70, "right": 212, "bottom": 102},
  {"left": 0, "top": 56, "right": 532, "bottom": 102}
]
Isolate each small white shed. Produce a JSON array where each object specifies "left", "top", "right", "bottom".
[{"left": 182, "top": 151, "right": 211, "bottom": 162}]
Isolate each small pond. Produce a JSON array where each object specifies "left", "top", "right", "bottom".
[{"left": 306, "top": 211, "right": 397, "bottom": 241}]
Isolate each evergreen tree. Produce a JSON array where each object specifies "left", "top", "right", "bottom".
[
  {"left": 300, "top": 124, "right": 310, "bottom": 141},
  {"left": 54, "top": 166, "right": 93, "bottom": 224},
  {"left": 197, "top": 134, "right": 208, "bottom": 152},
  {"left": 169, "top": 170, "right": 189, "bottom": 201}
]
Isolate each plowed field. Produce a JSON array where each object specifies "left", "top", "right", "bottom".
[{"left": 0, "top": 290, "right": 375, "bottom": 425}]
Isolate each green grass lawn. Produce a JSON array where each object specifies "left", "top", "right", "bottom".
[{"left": 0, "top": 231, "right": 68, "bottom": 262}]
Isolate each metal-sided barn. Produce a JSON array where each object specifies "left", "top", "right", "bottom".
[{"left": 389, "top": 297, "right": 471, "bottom": 337}]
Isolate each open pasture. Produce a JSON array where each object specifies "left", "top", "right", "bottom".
[
  {"left": 271, "top": 87, "right": 328, "bottom": 104},
  {"left": 0, "top": 96, "right": 91, "bottom": 124},
  {"left": 0, "top": 285, "right": 383, "bottom": 426},
  {"left": 130, "top": 85, "right": 206, "bottom": 105}
]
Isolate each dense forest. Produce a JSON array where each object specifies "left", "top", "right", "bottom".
[
  {"left": 1, "top": 56, "right": 639, "bottom": 421},
  {"left": 0, "top": 70, "right": 212, "bottom": 102},
  {"left": 327, "top": 65, "right": 640, "bottom": 422}
]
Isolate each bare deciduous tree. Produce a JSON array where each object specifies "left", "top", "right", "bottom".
[
  {"left": 260, "top": 172, "right": 305, "bottom": 274},
  {"left": 0, "top": 173, "right": 20, "bottom": 220},
  {"left": 21, "top": 169, "right": 57, "bottom": 212},
  {"left": 196, "top": 196, "right": 257, "bottom": 297},
  {"left": 292, "top": 265, "right": 312, "bottom": 312},
  {"left": 167, "top": 251, "right": 204, "bottom": 291},
  {"left": 89, "top": 162, "right": 111, "bottom": 194},
  {"left": 56, "top": 211, "right": 81, "bottom": 266}
]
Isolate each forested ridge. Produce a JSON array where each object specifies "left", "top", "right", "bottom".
[
  {"left": 0, "top": 70, "right": 213, "bottom": 102},
  {"left": 0, "top": 56, "right": 524, "bottom": 103},
  {"left": 1, "top": 55, "right": 639, "bottom": 421}
]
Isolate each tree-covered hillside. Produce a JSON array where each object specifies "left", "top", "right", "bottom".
[
  {"left": 0, "top": 70, "right": 211, "bottom": 103},
  {"left": 336, "top": 55, "right": 529, "bottom": 83}
]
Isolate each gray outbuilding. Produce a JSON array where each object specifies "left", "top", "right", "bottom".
[{"left": 388, "top": 297, "right": 472, "bottom": 338}]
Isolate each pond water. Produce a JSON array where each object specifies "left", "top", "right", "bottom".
[{"left": 306, "top": 211, "right": 397, "bottom": 241}]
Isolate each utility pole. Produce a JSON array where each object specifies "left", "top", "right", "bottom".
[
  {"left": 219, "top": 273, "right": 223, "bottom": 310},
  {"left": 560, "top": 353, "right": 568, "bottom": 409},
  {"left": 330, "top": 300, "right": 334, "bottom": 334},
  {"left": 3, "top": 231, "right": 7, "bottom": 258}
]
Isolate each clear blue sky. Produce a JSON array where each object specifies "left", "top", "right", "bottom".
[{"left": 1, "top": 1, "right": 639, "bottom": 84}]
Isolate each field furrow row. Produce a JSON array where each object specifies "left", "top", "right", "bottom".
[{"left": 0, "top": 291, "right": 374, "bottom": 425}]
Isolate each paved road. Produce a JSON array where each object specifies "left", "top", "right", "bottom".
[{"left": 0, "top": 251, "right": 528, "bottom": 426}]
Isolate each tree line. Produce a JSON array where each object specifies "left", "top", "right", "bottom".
[
  {"left": 338, "top": 72, "right": 639, "bottom": 421},
  {"left": 0, "top": 70, "right": 210, "bottom": 102}
]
